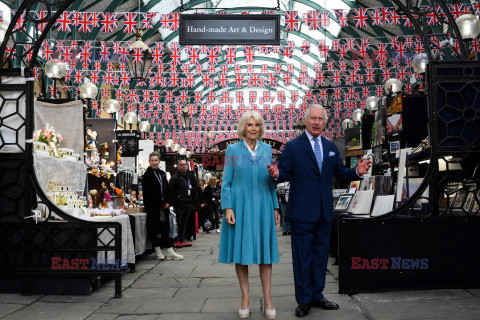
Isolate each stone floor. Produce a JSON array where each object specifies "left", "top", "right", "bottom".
[{"left": 1, "top": 227, "right": 480, "bottom": 320}]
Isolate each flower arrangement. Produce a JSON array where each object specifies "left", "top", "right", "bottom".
[{"left": 33, "top": 124, "right": 63, "bottom": 145}]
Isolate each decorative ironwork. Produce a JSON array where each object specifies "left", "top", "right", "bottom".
[
  {"left": 0, "top": 0, "right": 76, "bottom": 68},
  {"left": 0, "top": 0, "right": 123, "bottom": 297},
  {"left": 390, "top": 0, "right": 468, "bottom": 60},
  {"left": 0, "top": 155, "right": 30, "bottom": 222}
]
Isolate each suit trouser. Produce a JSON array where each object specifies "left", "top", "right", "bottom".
[
  {"left": 290, "top": 219, "right": 332, "bottom": 304},
  {"left": 185, "top": 209, "right": 197, "bottom": 240},
  {"left": 175, "top": 206, "right": 191, "bottom": 243}
]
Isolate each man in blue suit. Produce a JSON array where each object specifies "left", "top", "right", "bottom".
[{"left": 268, "top": 105, "right": 371, "bottom": 317}]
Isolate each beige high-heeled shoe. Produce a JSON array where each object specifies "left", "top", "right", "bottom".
[
  {"left": 238, "top": 300, "right": 250, "bottom": 318},
  {"left": 238, "top": 306, "right": 250, "bottom": 318},
  {"left": 261, "top": 303, "right": 276, "bottom": 319}
]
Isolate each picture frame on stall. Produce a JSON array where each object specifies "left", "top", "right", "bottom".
[
  {"left": 335, "top": 194, "right": 354, "bottom": 211},
  {"left": 389, "top": 141, "right": 400, "bottom": 154}
]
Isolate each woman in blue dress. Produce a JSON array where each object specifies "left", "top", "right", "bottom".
[{"left": 218, "top": 111, "right": 280, "bottom": 319}]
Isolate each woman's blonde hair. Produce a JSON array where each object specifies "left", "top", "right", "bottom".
[
  {"left": 208, "top": 177, "right": 217, "bottom": 186},
  {"left": 236, "top": 111, "right": 265, "bottom": 140}
]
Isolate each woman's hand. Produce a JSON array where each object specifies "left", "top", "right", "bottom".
[
  {"left": 225, "top": 208, "right": 235, "bottom": 225},
  {"left": 274, "top": 209, "right": 281, "bottom": 225}
]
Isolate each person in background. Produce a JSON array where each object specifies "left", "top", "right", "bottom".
[
  {"left": 142, "top": 152, "right": 183, "bottom": 261},
  {"left": 215, "top": 180, "right": 222, "bottom": 229},
  {"left": 204, "top": 177, "right": 219, "bottom": 233},
  {"left": 185, "top": 170, "right": 205, "bottom": 242},
  {"left": 204, "top": 171, "right": 212, "bottom": 184},
  {"left": 169, "top": 159, "right": 198, "bottom": 248},
  {"left": 277, "top": 181, "right": 291, "bottom": 235},
  {"left": 219, "top": 111, "right": 281, "bottom": 319}
]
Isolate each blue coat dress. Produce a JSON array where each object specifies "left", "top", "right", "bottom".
[{"left": 218, "top": 141, "right": 280, "bottom": 265}]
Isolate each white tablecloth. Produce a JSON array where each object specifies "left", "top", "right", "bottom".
[
  {"left": 79, "top": 214, "right": 135, "bottom": 266},
  {"left": 34, "top": 153, "right": 86, "bottom": 193}
]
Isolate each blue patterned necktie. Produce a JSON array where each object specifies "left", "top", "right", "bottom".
[{"left": 314, "top": 138, "right": 323, "bottom": 173}]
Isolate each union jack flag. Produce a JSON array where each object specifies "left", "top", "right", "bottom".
[
  {"left": 78, "top": 12, "right": 93, "bottom": 33},
  {"left": 304, "top": 10, "right": 322, "bottom": 30},
  {"left": 123, "top": 13, "right": 137, "bottom": 34},
  {"left": 371, "top": 9, "right": 382, "bottom": 26},
  {"left": 152, "top": 46, "right": 164, "bottom": 65},
  {"left": 99, "top": 45, "right": 110, "bottom": 62},
  {"left": 334, "top": 10, "right": 349, "bottom": 27},
  {"left": 166, "top": 12, "right": 180, "bottom": 31},
  {"left": 55, "top": 11, "right": 72, "bottom": 32},
  {"left": 244, "top": 46, "right": 255, "bottom": 63},
  {"left": 285, "top": 11, "right": 299, "bottom": 31},
  {"left": 35, "top": 11, "right": 49, "bottom": 33},
  {"left": 207, "top": 47, "right": 221, "bottom": 65},
  {"left": 354, "top": 8, "right": 368, "bottom": 28},
  {"left": 169, "top": 43, "right": 181, "bottom": 66},
  {"left": 101, "top": 12, "right": 118, "bottom": 33},
  {"left": 187, "top": 47, "right": 200, "bottom": 66},
  {"left": 143, "top": 12, "right": 156, "bottom": 29}
]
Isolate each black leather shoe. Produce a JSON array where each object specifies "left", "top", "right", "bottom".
[
  {"left": 295, "top": 304, "right": 311, "bottom": 317},
  {"left": 311, "top": 298, "right": 339, "bottom": 310}
]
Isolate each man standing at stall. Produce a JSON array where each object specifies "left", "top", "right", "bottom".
[
  {"left": 268, "top": 104, "right": 371, "bottom": 317},
  {"left": 169, "top": 159, "right": 199, "bottom": 248}
]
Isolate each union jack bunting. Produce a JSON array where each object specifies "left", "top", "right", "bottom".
[
  {"left": 123, "top": 12, "right": 137, "bottom": 33},
  {"left": 244, "top": 46, "right": 255, "bottom": 63},
  {"left": 284, "top": 11, "right": 300, "bottom": 31},
  {"left": 354, "top": 8, "right": 369, "bottom": 28},
  {"left": 304, "top": 10, "right": 322, "bottom": 30},
  {"left": 101, "top": 12, "right": 118, "bottom": 33},
  {"left": 56, "top": 11, "right": 72, "bottom": 32},
  {"left": 334, "top": 10, "right": 349, "bottom": 27}
]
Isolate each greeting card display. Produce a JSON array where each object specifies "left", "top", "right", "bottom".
[
  {"left": 386, "top": 114, "right": 403, "bottom": 135},
  {"left": 386, "top": 94, "right": 402, "bottom": 116}
]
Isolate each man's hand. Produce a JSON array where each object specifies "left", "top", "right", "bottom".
[
  {"left": 225, "top": 208, "right": 235, "bottom": 225},
  {"left": 267, "top": 160, "right": 279, "bottom": 179},
  {"left": 274, "top": 209, "right": 281, "bottom": 225},
  {"left": 356, "top": 157, "right": 372, "bottom": 175}
]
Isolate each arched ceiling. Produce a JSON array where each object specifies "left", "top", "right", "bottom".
[{"left": 3, "top": 0, "right": 473, "bottom": 152}]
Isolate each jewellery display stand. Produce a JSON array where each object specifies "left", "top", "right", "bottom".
[{"left": 0, "top": 0, "right": 122, "bottom": 297}]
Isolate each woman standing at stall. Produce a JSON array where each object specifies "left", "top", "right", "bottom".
[
  {"left": 142, "top": 152, "right": 183, "bottom": 261},
  {"left": 218, "top": 111, "right": 281, "bottom": 319}
]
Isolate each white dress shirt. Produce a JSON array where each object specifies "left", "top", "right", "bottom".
[
  {"left": 244, "top": 139, "right": 259, "bottom": 159},
  {"left": 305, "top": 131, "right": 323, "bottom": 161}
]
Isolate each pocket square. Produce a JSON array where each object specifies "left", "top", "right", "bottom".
[{"left": 329, "top": 151, "right": 335, "bottom": 157}]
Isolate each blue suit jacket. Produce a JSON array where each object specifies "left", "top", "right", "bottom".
[{"left": 276, "top": 132, "right": 359, "bottom": 223}]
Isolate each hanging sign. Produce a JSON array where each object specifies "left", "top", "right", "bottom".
[
  {"left": 116, "top": 130, "right": 140, "bottom": 157},
  {"left": 179, "top": 14, "right": 280, "bottom": 45}
]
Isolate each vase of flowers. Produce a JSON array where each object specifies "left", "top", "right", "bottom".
[{"left": 33, "top": 124, "right": 63, "bottom": 157}]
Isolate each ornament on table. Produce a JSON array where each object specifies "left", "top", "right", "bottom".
[
  {"left": 127, "top": 190, "right": 138, "bottom": 208},
  {"left": 99, "top": 142, "right": 110, "bottom": 160},
  {"left": 86, "top": 129, "right": 98, "bottom": 150},
  {"left": 117, "top": 145, "right": 123, "bottom": 163},
  {"left": 91, "top": 150, "right": 100, "bottom": 165},
  {"left": 90, "top": 167, "right": 100, "bottom": 177},
  {"left": 89, "top": 189, "right": 99, "bottom": 208},
  {"left": 100, "top": 158, "right": 112, "bottom": 170},
  {"left": 33, "top": 123, "right": 63, "bottom": 158}
]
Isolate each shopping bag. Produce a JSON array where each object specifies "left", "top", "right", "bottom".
[{"left": 169, "top": 208, "right": 178, "bottom": 239}]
